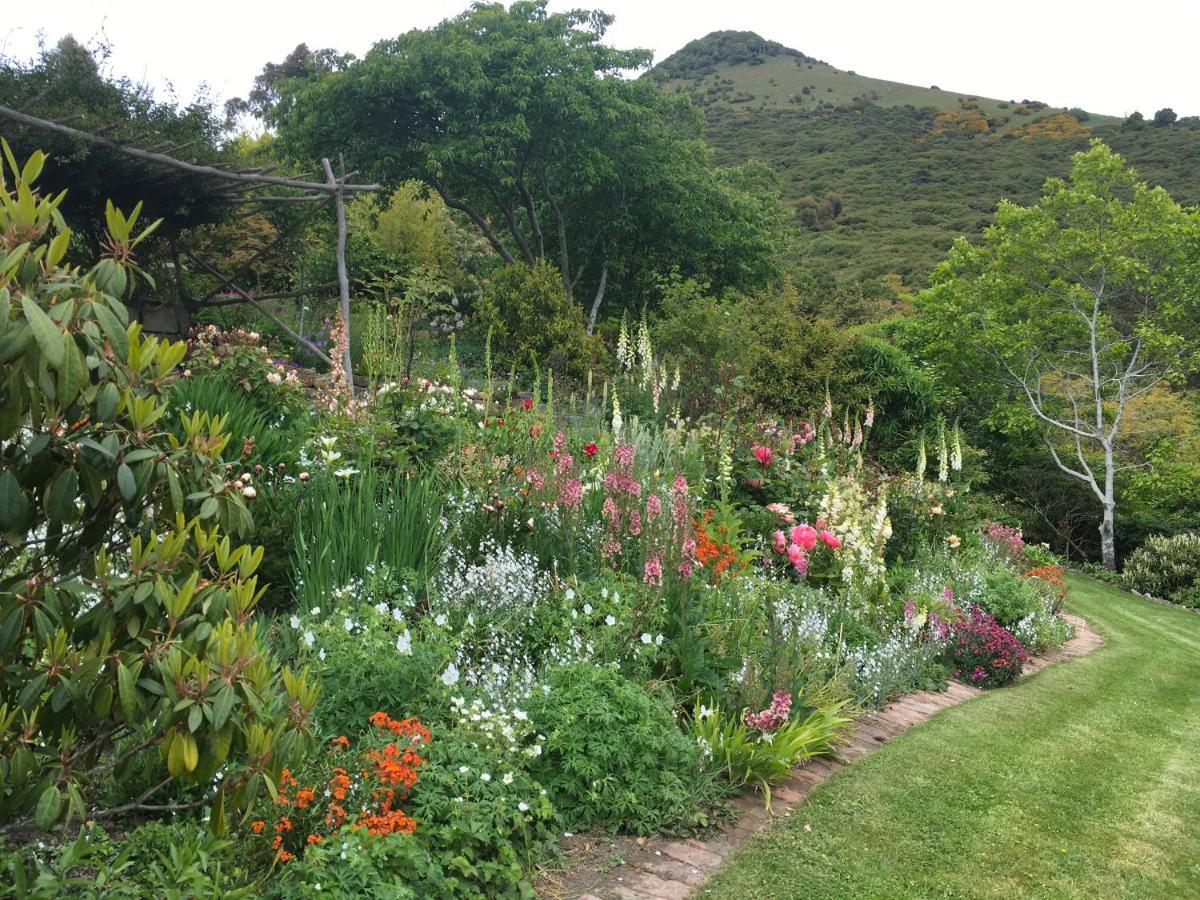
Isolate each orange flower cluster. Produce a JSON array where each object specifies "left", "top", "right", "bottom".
[
  {"left": 251, "top": 714, "right": 430, "bottom": 863},
  {"left": 1023, "top": 564, "right": 1068, "bottom": 599},
  {"left": 694, "top": 509, "right": 743, "bottom": 584}
]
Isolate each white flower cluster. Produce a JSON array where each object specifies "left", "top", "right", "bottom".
[
  {"left": 774, "top": 592, "right": 832, "bottom": 648},
  {"left": 431, "top": 539, "right": 548, "bottom": 622},
  {"left": 847, "top": 626, "right": 943, "bottom": 706},
  {"left": 448, "top": 695, "right": 544, "bottom": 759}
]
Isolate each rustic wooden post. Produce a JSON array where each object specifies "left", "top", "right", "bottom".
[{"left": 322, "top": 156, "right": 354, "bottom": 394}]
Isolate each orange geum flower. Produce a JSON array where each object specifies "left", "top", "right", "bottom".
[{"left": 251, "top": 820, "right": 265, "bottom": 834}]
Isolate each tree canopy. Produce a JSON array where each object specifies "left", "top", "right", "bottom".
[
  {"left": 916, "top": 140, "right": 1200, "bottom": 567},
  {"left": 255, "top": 1, "right": 783, "bottom": 321},
  {"left": 0, "top": 37, "right": 233, "bottom": 250}
]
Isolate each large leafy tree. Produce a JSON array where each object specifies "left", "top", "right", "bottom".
[
  {"left": 256, "top": 1, "right": 782, "bottom": 321},
  {"left": 918, "top": 141, "right": 1200, "bottom": 569}
]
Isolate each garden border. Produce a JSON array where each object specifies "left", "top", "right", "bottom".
[{"left": 536, "top": 612, "right": 1102, "bottom": 900}]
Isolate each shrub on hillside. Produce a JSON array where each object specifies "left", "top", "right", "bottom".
[
  {"left": 472, "top": 260, "right": 601, "bottom": 380},
  {"left": 1123, "top": 533, "right": 1200, "bottom": 605}
]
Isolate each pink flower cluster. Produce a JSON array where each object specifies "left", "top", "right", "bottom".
[
  {"left": 947, "top": 607, "right": 1028, "bottom": 688},
  {"left": 770, "top": 523, "right": 841, "bottom": 575},
  {"left": 790, "top": 421, "right": 816, "bottom": 451},
  {"left": 597, "top": 446, "right": 696, "bottom": 583},
  {"left": 983, "top": 523, "right": 1025, "bottom": 561},
  {"left": 744, "top": 691, "right": 792, "bottom": 731}
]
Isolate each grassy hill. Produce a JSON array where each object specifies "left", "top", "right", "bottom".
[{"left": 651, "top": 32, "right": 1200, "bottom": 300}]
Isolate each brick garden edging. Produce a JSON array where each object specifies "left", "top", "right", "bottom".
[{"left": 536, "top": 612, "right": 1102, "bottom": 900}]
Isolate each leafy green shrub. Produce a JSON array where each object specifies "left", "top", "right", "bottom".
[
  {"left": 403, "top": 725, "right": 559, "bottom": 897},
  {"left": 300, "top": 591, "right": 445, "bottom": 738},
  {"left": 473, "top": 260, "right": 601, "bottom": 379},
  {"left": 0, "top": 145, "right": 316, "bottom": 829},
  {"left": 3, "top": 820, "right": 258, "bottom": 898},
  {"left": 978, "top": 566, "right": 1044, "bottom": 628},
  {"left": 525, "top": 664, "right": 719, "bottom": 834},
  {"left": 1122, "top": 533, "right": 1200, "bottom": 603},
  {"left": 273, "top": 827, "right": 437, "bottom": 899}
]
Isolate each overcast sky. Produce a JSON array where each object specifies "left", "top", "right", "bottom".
[{"left": 2, "top": 1, "right": 1196, "bottom": 119}]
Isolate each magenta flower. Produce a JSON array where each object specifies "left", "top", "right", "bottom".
[{"left": 820, "top": 530, "right": 841, "bottom": 549}]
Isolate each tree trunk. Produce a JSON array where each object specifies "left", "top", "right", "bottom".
[
  {"left": 1099, "top": 503, "right": 1116, "bottom": 571},
  {"left": 322, "top": 157, "right": 354, "bottom": 393},
  {"left": 1100, "top": 443, "right": 1117, "bottom": 570},
  {"left": 586, "top": 260, "right": 608, "bottom": 336}
]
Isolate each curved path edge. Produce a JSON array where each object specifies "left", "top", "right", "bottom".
[{"left": 538, "top": 612, "right": 1103, "bottom": 900}]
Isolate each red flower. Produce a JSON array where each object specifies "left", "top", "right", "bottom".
[
  {"left": 752, "top": 445, "right": 773, "bottom": 467},
  {"left": 523, "top": 398, "right": 533, "bottom": 410},
  {"left": 583, "top": 442, "right": 598, "bottom": 457}
]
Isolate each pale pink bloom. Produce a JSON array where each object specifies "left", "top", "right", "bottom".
[
  {"left": 643, "top": 554, "right": 663, "bottom": 586},
  {"left": 555, "top": 452, "right": 574, "bottom": 476},
  {"left": 614, "top": 444, "right": 636, "bottom": 469},
  {"left": 560, "top": 478, "right": 583, "bottom": 509},
  {"left": 646, "top": 493, "right": 662, "bottom": 520},
  {"left": 787, "top": 542, "right": 805, "bottom": 571},
  {"left": 773, "top": 531, "right": 788, "bottom": 554},
  {"left": 628, "top": 510, "right": 643, "bottom": 536}
]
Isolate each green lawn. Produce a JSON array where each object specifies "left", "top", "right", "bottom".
[{"left": 704, "top": 576, "right": 1200, "bottom": 899}]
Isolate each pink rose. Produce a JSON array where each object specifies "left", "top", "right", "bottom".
[{"left": 789, "top": 524, "right": 818, "bottom": 550}]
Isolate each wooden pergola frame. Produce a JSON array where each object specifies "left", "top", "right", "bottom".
[{"left": 0, "top": 102, "right": 381, "bottom": 388}]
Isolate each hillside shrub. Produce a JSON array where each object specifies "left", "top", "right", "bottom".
[{"left": 1123, "top": 532, "right": 1200, "bottom": 604}]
